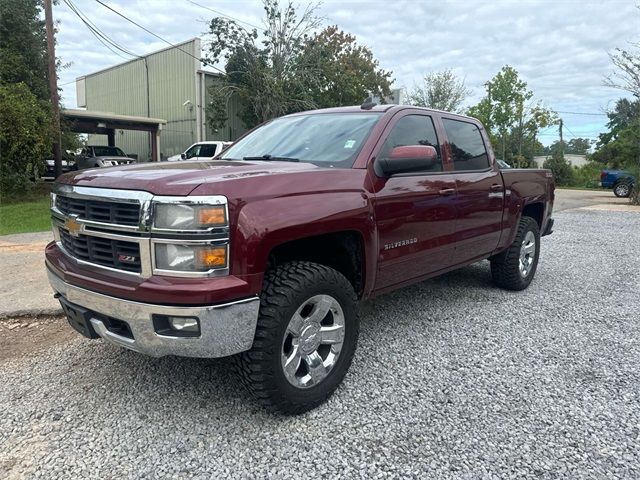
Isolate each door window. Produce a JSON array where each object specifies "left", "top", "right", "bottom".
[
  {"left": 442, "top": 119, "right": 489, "bottom": 171},
  {"left": 380, "top": 115, "right": 441, "bottom": 172},
  {"left": 185, "top": 145, "right": 201, "bottom": 159},
  {"left": 199, "top": 144, "right": 217, "bottom": 157}
]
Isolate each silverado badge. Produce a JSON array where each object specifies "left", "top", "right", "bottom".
[{"left": 64, "top": 216, "right": 82, "bottom": 237}]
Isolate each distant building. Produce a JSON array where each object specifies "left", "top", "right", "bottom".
[
  {"left": 533, "top": 154, "right": 589, "bottom": 168},
  {"left": 76, "top": 38, "right": 246, "bottom": 161}
]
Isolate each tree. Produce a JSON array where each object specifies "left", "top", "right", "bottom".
[
  {"left": 0, "top": 0, "right": 49, "bottom": 101},
  {"left": 300, "top": 26, "right": 392, "bottom": 108},
  {"left": 206, "top": 0, "right": 393, "bottom": 131},
  {"left": 468, "top": 66, "right": 557, "bottom": 166},
  {"left": 206, "top": 0, "right": 321, "bottom": 130},
  {"left": 0, "top": 83, "right": 54, "bottom": 196},
  {"left": 407, "top": 69, "right": 469, "bottom": 113},
  {"left": 544, "top": 138, "right": 593, "bottom": 156}
]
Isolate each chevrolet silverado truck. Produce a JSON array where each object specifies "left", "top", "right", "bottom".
[{"left": 46, "top": 105, "right": 555, "bottom": 414}]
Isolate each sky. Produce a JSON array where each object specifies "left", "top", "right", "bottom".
[{"left": 54, "top": 0, "right": 640, "bottom": 146}]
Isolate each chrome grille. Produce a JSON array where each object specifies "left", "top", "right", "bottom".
[
  {"left": 59, "top": 228, "right": 142, "bottom": 273},
  {"left": 56, "top": 196, "right": 140, "bottom": 226}
]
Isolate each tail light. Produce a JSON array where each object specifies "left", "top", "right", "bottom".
[{"left": 600, "top": 171, "right": 607, "bottom": 180}]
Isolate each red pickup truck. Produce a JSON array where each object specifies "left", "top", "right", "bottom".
[{"left": 46, "top": 105, "right": 554, "bottom": 413}]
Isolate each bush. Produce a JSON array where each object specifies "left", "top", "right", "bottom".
[
  {"left": 0, "top": 82, "right": 54, "bottom": 199},
  {"left": 543, "top": 153, "right": 575, "bottom": 186},
  {"left": 571, "top": 162, "right": 603, "bottom": 189}
]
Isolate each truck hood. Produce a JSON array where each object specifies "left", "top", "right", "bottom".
[{"left": 58, "top": 159, "right": 328, "bottom": 196}]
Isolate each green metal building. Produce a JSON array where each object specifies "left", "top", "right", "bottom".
[{"left": 76, "top": 38, "right": 246, "bottom": 161}]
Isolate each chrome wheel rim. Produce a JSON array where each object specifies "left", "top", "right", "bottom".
[
  {"left": 519, "top": 231, "right": 536, "bottom": 278},
  {"left": 616, "top": 184, "right": 629, "bottom": 196},
  {"left": 281, "top": 294, "right": 345, "bottom": 389}
]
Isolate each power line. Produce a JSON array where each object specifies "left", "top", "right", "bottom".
[
  {"left": 185, "top": 0, "right": 261, "bottom": 30},
  {"left": 63, "top": 0, "right": 140, "bottom": 59},
  {"left": 94, "top": 0, "right": 225, "bottom": 74},
  {"left": 555, "top": 110, "right": 608, "bottom": 116}
]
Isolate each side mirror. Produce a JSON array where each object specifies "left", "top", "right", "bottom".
[
  {"left": 180, "top": 153, "right": 187, "bottom": 160},
  {"left": 377, "top": 145, "right": 438, "bottom": 176}
]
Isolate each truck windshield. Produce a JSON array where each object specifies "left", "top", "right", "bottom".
[
  {"left": 221, "top": 113, "right": 382, "bottom": 168},
  {"left": 93, "top": 146, "right": 126, "bottom": 157}
]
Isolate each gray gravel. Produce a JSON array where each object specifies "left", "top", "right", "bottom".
[{"left": 1, "top": 208, "right": 639, "bottom": 479}]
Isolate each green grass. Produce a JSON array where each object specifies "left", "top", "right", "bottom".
[{"left": 0, "top": 195, "right": 51, "bottom": 235}]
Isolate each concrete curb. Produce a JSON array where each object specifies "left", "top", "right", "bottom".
[{"left": 0, "top": 307, "right": 64, "bottom": 320}]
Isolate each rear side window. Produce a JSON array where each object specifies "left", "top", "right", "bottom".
[
  {"left": 199, "top": 144, "right": 217, "bottom": 157},
  {"left": 442, "top": 119, "right": 489, "bottom": 171},
  {"left": 380, "top": 115, "right": 441, "bottom": 172}
]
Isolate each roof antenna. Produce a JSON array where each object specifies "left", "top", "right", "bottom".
[{"left": 361, "top": 96, "right": 377, "bottom": 110}]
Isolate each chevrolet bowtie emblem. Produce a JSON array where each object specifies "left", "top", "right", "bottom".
[{"left": 64, "top": 216, "right": 82, "bottom": 237}]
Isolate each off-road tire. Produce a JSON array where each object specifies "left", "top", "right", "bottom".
[
  {"left": 613, "top": 181, "right": 632, "bottom": 198},
  {"left": 490, "top": 216, "right": 540, "bottom": 291},
  {"left": 233, "top": 261, "right": 359, "bottom": 414}
]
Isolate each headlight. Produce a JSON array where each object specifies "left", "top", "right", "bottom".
[
  {"left": 155, "top": 243, "right": 227, "bottom": 272},
  {"left": 154, "top": 203, "right": 227, "bottom": 231},
  {"left": 102, "top": 160, "right": 114, "bottom": 166}
]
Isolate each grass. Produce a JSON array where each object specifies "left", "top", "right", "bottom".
[{"left": 0, "top": 195, "right": 51, "bottom": 236}]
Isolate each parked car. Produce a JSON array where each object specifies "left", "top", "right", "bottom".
[
  {"left": 166, "top": 141, "right": 232, "bottom": 162},
  {"left": 75, "top": 145, "right": 137, "bottom": 170},
  {"left": 600, "top": 169, "right": 636, "bottom": 197},
  {"left": 496, "top": 159, "right": 512, "bottom": 169},
  {"left": 46, "top": 105, "right": 555, "bottom": 414},
  {"left": 42, "top": 156, "right": 76, "bottom": 180}
]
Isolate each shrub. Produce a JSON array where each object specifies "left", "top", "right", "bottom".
[{"left": 543, "top": 152, "right": 575, "bottom": 186}]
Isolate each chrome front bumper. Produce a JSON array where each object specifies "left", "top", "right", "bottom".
[{"left": 47, "top": 268, "right": 260, "bottom": 358}]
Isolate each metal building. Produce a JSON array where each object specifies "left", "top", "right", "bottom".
[{"left": 76, "top": 38, "right": 246, "bottom": 161}]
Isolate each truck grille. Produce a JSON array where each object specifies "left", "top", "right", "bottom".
[
  {"left": 59, "top": 228, "right": 142, "bottom": 273},
  {"left": 56, "top": 196, "right": 140, "bottom": 226}
]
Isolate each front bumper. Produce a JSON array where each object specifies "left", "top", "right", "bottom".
[{"left": 47, "top": 268, "right": 260, "bottom": 358}]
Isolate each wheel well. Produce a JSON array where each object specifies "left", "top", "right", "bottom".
[
  {"left": 268, "top": 231, "right": 365, "bottom": 297},
  {"left": 522, "top": 202, "right": 544, "bottom": 228}
]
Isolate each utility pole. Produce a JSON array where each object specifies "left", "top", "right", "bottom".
[
  {"left": 558, "top": 119, "right": 564, "bottom": 160},
  {"left": 44, "top": 0, "right": 62, "bottom": 178}
]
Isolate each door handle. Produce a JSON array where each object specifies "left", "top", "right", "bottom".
[
  {"left": 439, "top": 188, "right": 456, "bottom": 196},
  {"left": 490, "top": 184, "right": 504, "bottom": 192}
]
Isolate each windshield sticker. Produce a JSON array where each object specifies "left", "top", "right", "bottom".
[{"left": 344, "top": 139, "right": 356, "bottom": 149}]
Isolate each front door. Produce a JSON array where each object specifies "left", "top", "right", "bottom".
[{"left": 371, "top": 113, "right": 457, "bottom": 291}]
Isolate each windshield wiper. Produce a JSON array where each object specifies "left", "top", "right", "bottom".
[{"left": 243, "top": 154, "right": 299, "bottom": 162}]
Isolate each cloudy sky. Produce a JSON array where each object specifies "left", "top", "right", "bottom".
[{"left": 54, "top": 0, "right": 639, "bottom": 145}]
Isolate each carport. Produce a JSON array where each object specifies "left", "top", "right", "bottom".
[{"left": 61, "top": 109, "right": 167, "bottom": 162}]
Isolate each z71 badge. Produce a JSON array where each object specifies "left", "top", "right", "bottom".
[{"left": 384, "top": 238, "right": 418, "bottom": 250}]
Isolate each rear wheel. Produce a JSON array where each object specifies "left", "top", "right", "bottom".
[
  {"left": 234, "top": 261, "right": 359, "bottom": 414},
  {"left": 490, "top": 216, "right": 540, "bottom": 291},
  {"left": 614, "top": 181, "right": 632, "bottom": 198}
]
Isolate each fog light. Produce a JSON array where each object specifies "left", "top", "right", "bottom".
[
  {"left": 152, "top": 314, "right": 200, "bottom": 337},
  {"left": 168, "top": 316, "right": 199, "bottom": 332}
]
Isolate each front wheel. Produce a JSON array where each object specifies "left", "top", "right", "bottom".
[
  {"left": 490, "top": 216, "right": 541, "bottom": 291},
  {"left": 614, "top": 181, "right": 632, "bottom": 198},
  {"left": 234, "top": 261, "right": 359, "bottom": 414}
]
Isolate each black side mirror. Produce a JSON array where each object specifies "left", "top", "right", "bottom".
[
  {"left": 181, "top": 153, "right": 187, "bottom": 160},
  {"left": 377, "top": 145, "right": 438, "bottom": 176}
]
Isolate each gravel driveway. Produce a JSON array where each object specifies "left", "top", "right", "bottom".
[{"left": 1, "top": 208, "right": 639, "bottom": 479}]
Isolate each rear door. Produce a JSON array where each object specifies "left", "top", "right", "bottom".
[
  {"left": 371, "top": 112, "right": 457, "bottom": 291},
  {"left": 441, "top": 117, "right": 504, "bottom": 263}
]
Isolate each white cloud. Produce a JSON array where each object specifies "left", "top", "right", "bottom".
[{"left": 55, "top": 0, "right": 640, "bottom": 144}]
